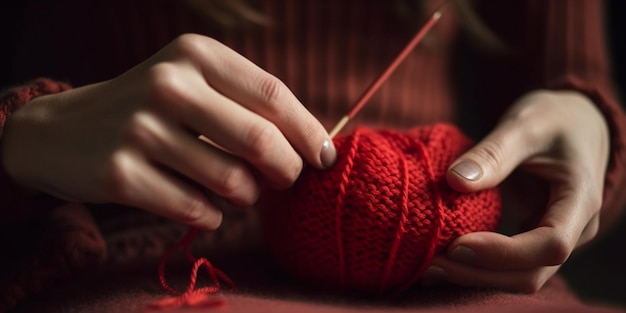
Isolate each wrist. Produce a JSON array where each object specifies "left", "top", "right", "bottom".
[{"left": 0, "top": 78, "right": 72, "bottom": 201}]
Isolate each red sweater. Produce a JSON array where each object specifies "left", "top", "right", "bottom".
[{"left": 1, "top": 0, "right": 625, "bottom": 312}]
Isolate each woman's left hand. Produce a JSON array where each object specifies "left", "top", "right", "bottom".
[{"left": 425, "top": 90, "right": 610, "bottom": 292}]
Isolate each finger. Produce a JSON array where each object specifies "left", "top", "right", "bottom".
[
  {"left": 424, "top": 256, "right": 560, "bottom": 293},
  {"left": 148, "top": 62, "right": 304, "bottom": 188},
  {"left": 107, "top": 149, "right": 223, "bottom": 231},
  {"left": 446, "top": 115, "right": 548, "bottom": 193},
  {"left": 446, "top": 179, "right": 598, "bottom": 270},
  {"left": 577, "top": 213, "right": 600, "bottom": 248},
  {"left": 172, "top": 34, "right": 336, "bottom": 169},
  {"left": 128, "top": 111, "right": 260, "bottom": 207}
]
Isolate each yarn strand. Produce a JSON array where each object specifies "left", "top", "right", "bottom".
[
  {"left": 147, "top": 227, "right": 236, "bottom": 310},
  {"left": 260, "top": 125, "right": 501, "bottom": 294},
  {"left": 378, "top": 134, "right": 411, "bottom": 294},
  {"left": 396, "top": 134, "right": 447, "bottom": 294},
  {"left": 334, "top": 129, "right": 363, "bottom": 290}
]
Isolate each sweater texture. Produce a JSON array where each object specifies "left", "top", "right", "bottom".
[{"left": 1, "top": 0, "right": 625, "bottom": 312}]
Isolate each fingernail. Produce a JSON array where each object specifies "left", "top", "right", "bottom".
[
  {"left": 451, "top": 161, "right": 482, "bottom": 181},
  {"left": 422, "top": 266, "right": 447, "bottom": 283},
  {"left": 320, "top": 139, "right": 337, "bottom": 168},
  {"left": 204, "top": 210, "right": 223, "bottom": 231},
  {"left": 450, "top": 245, "right": 477, "bottom": 264}
]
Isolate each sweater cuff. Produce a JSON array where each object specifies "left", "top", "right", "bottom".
[
  {"left": 0, "top": 79, "right": 72, "bottom": 218},
  {"left": 547, "top": 74, "right": 626, "bottom": 233}
]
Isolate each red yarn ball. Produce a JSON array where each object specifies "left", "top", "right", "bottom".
[{"left": 260, "top": 124, "right": 501, "bottom": 294}]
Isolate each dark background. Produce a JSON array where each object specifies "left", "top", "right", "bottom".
[
  {"left": 1, "top": 0, "right": 625, "bottom": 309},
  {"left": 0, "top": 2, "right": 25, "bottom": 89},
  {"left": 558, "top": 0, "right": 626, "bottom": 308}
]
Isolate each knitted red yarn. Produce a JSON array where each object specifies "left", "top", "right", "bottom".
[{"left": 260, "top": 123, "right": 501, "bottom": 294}]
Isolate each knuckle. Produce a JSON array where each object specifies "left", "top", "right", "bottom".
[
  {"left": 178, "top": 197, "right": 207, "bottom": 224},
  {"left": 589, "top": 217, "right": 600, "bottom": 237},
  {"left": 104, "top": 151, "right": 135, "bottom": 203},
  {"left": 126, "top": 112, "right": 168, "bottom": 149},
  {"left": 245, "top": 122, "right": 279, "bottom": 158},
  {"left": 257, "top": 75, "right": 288, "bottom": 112},
  {"left": 517, "top": 121, "right": 543, "bottom": 149},
  {"left": 579, "top": 218, "right": 600, "bottom": 246},
  {"left": 544, "top": 231, "right": 573, "bottom": 265},
  {"left": 473, "top": 141, "right": 505, "bottom": 173},
  {"left": 587, "top": 188, "right": 603, "bottom": 215},
  {"left": 517, "top": 274, "right": 547, "bottom": 293},
  {"left": 171, "top": 33, "right": 212, "bottom": 59},
  {"left": 503, "top": 100, "right": 552, "bottom": 150},
  {"left": 178, "top": 197, "right": 223, "bottom": 231},
  {"left": 218, "top": 165, "right": 249, "bottom": 198},
  {"left": 244, "top": 122, "right": 302, "bottom": 188},
  {"left": 146, "top": 63, "right": 186, "bottom": 101},
  {"left": 582, "top": 216, "right": 600, "bottom": 244}
]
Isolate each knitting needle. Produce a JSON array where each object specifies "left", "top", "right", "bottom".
[{"left": 328, "top": 8, "right": 445, "bottom": 138}]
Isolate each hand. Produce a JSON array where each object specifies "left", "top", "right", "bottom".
[
  {"left": 0, "top": 34, "right": 336, "bottom": 230},
  {"left": 424, "top": 90, "right": 609, "bottom": 292}
]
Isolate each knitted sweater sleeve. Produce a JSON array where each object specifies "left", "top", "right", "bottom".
[
  {"left": 536, "top": 1, "right": 626, "bottom": 231},
  {"left": 482, "top": 0, "right": 626, "bottom": 232},
  {"left": 0, "top": 78, "right": 71, "bottom": 217}
]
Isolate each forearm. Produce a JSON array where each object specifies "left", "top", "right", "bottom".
[
  {"left": 0, "top": 78, "right": 71, "bottom": 218},
  {"left": 538, "top": 0, "right": 626, "bottom": 232},
  {"left": 475, "top": 0, "right": 626, "bottom": 232}
]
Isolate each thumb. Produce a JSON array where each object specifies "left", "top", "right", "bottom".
[{"left": 447, "top": 120, "right": 541, "bottom": 192}]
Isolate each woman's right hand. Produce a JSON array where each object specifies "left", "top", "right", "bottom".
[{"left": 0, "top": 34, "right": 336, "bottom": 230}]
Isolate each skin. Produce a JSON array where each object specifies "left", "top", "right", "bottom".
[
  {"left": 431, "top": 90, "right": 609, "bottom": 292},
  {"left": 0, "top": 33, "right": 611, "bottom": 292},
  {"left": 0, "top": 34, "right": 337, "bottom": 231}
]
